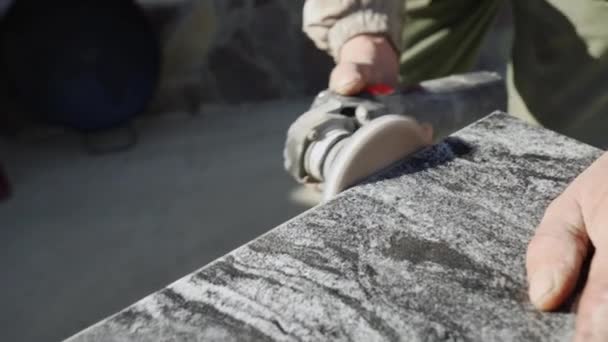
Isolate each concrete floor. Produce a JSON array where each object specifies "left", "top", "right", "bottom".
[{"left": 0, "top": 99, "right": 318, "bottom": 341}]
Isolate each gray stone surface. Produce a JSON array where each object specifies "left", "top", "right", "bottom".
[
  {"left": 66, "top": 113, "right": 603, "bottom": 341},
  {"left": 0, "top": 100, "right": 314, "bottom": 342}
]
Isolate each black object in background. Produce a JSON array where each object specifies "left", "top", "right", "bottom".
[
  {"left": 0, "top": 162, "right": 10, "bottom": 201},
  {"left": 0, "top": 0, "right": 161, "bottom": 131}
]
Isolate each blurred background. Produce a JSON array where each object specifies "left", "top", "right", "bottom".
[{"left": 0, "top": 0, "right": 512, "bottom": 341}]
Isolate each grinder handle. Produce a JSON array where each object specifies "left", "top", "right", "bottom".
[{"left": 364, "top": 71, "right": 507, "bottom": 140}]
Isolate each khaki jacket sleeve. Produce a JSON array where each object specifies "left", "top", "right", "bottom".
[{"left": 303, "top": 0, "right": 404, "bottom": 61}]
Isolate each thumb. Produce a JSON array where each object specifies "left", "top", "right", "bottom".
[
  {"left": 526, "top": 193, "right": 589, "bottom": 311},
  {"left": 329, "top": 62, "right": 370, "bottom": 96}
]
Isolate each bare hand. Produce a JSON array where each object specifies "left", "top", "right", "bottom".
[
  {"left": 527, "top": 152, "right": 608, "bottom": 341},
  {"left": 330, "top": 34, "right": 399, "bottom": 95}
]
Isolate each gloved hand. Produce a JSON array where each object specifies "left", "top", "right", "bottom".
[
  {"left": 329, "top": 34, "right": 400, "bottom": 95},
  {"left": 527, "top": 152, "right": 608, "bottom": 341}
]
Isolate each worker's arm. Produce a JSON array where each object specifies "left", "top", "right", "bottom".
[
  {"left": 303, "top": 0, "right": 403, "bottom": 95},
  {"left": 303, "top": 0, "right": 403, "bottom": 60}
]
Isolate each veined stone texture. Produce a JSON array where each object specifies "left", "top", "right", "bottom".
[{"left": 65, "top": 113, "right": 603, "bottom": 342}]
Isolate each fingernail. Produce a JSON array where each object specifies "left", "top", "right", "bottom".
[
  {"left": 591, "top": 303, "right": 608, "bottom": 341},
  {"left": 529, "top": 269, "right": 557, "bottom": 308},
  {"left": 335, "top": 76, "right": 361, "bottom": 93}
]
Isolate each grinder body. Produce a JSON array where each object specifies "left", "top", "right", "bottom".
[{"left": 283, "top": 71, "right": 507, "bottom": 200}]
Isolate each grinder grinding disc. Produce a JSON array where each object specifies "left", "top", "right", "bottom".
[
  {"left": 323, "top": 115, "right": 432, "bottom": 201},
  {"left": 0, "top": 0, "right": 160, "bottom": 131}
]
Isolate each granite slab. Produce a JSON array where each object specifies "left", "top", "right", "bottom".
[{"left": 66, "top": 112, "right": 603, "bottom": 342}]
